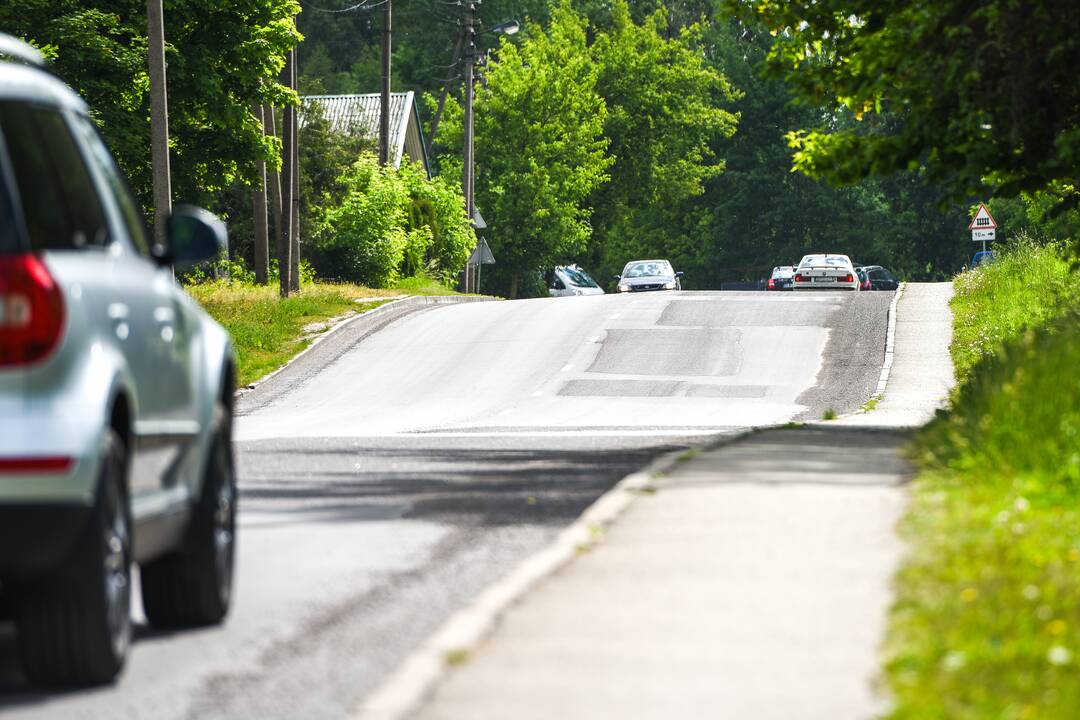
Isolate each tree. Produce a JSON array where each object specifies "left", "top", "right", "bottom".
[
  {"left": 731, "top": 0, "right": 1080, "bottom": 206},
  {"left": 585, "top": 0, "right": 738, "bottom": 284},
  {"left": 440, "top": 3, "right": 613, "bottom": 297}
]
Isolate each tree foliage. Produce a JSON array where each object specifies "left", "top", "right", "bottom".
[
  {"left": 0, "top": 0, "right": 300, "bottom": 213},
  {"left": 585, "top": 0, "right": 738, "bottom": 284},
  {"left": 440, "top": 3, "right": 613, "bottom": 297},
  {"left": 731, "top": 0, "right": 1080, "bottom": 206}
]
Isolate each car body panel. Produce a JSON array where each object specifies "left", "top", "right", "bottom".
[{"left": 793, "top": 254, "right": 859, "bottom": 291}]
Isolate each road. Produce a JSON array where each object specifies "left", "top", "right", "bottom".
[{"left": 0, "top": 290, "right": 891, "bottom": 719}]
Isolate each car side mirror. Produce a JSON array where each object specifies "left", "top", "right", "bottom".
[
  {"left": 675, "top": 271, "right": 684, "bottom": 278},
  {"left": 612, "top": 275, "right": 622, "bottom": 282},
  {"left": 154, "top": 205, "right": 227, "bottom": 270}
]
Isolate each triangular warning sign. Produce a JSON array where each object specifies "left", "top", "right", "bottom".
[{"left": 968, "top": 203, "right": 998, "bottom": 230}]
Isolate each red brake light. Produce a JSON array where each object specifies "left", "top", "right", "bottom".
[
  {"left": 844, "top": 273, "right": 853, "bottom": 282},
  {"left": 795, "top": 273, "right": 806, "bottom": 282},
  {"left": 0, "top": 254, "right": 65, "bottom": 366},
  {"left": 767, "top": 278, "right": 775, "bottom": 289}
]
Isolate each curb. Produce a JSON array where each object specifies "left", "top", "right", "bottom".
[
  {"left": 351, "top": 428, "right": 756, "bottom": 720},
  {"left": 874, "top": 282, "right": 905, "bottom": 398},
  {"left": 234, "top": 294, "right": 491, "bottom": 400}
]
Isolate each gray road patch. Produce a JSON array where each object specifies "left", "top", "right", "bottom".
[{"left": 587, "top": 328, "right": 742, "bottom": 376}]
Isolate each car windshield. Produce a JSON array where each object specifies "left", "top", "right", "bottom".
[
  {"left": 800, "top": 255, "right": 850, "bottom": 268},
  {"left": 772, "top": 266, "right": 794, "bottom": 278},
  {"left": 624, "top": 261, "right": 672, "bottom": 278},
  {"left": 561, "top": 266, "right": 598, "bottom": 288}
]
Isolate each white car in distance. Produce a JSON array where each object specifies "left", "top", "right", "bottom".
[{"left": 793, "top": 254, "right": 860, "bottom": 291}]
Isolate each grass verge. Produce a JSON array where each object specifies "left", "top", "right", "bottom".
[
  {"left": 185, "top": 281, "right": 406, "bottom": 387},
  {"left": 884, "top": 240, "right": 1080, "bottom": 718}
]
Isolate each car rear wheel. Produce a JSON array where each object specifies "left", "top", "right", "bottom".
[
  {"left": 141, "top": 405, "right": 235, "bottom": 627},
  {"left": 16, "top": 429, "right": 132, "bottom": 686}
]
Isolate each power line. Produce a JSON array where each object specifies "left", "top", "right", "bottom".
[{"left": 298, "top": 0, "right": 388, "bottom": 14}]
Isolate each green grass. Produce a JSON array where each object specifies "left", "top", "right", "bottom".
[
  {"left": 884, "top": 241, "right": 1080, "bottom": 719},
  {"left": 391, "top": 274, "right": 466, "bottom": 296},
  {"left": 822, "top": 408, "right": 837, "bottom": 420},
  {"left": 185, "top": 281, "right": 405, "bottom": 387},
  {"left": 861, "top": 394, "right": 881, "bottom": 413}
]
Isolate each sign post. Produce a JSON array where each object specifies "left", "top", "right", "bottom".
[
  {"left": 968, "top": 203, "right": 998, "bottom": 254},
  {"left": 467, "top": 236, "right": 495, "bottom": 293}
]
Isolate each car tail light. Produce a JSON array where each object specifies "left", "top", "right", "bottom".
[
  {"left": 843, "top": 273, "right": 853, "bottom": 282},
  {"left": 767, "top": 278, "right": 775, "bottom": 289},
  {"left": 795, "top": 274, "right": 806, "bottom": 282},
  {"left": 0, "top": 457, "right": 74, "bottom": 473},
  {"left": 0, "top": 254, "right": 65, "bottom": 366}
]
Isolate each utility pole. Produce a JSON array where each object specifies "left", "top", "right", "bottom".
[
  {"left": 278, "top": 50, "right": 295, "bottom": 298},
  {"left": 379, "top": 0, "right": 392, "bottom": 166},
  {"left": 264, "top": 103, "right": 283, "bottom": 240},
  {"left": 462, "top": 0, "right": 477, "bottom": 292},
  {"left": 147, "top": 0, "right": 171, "bottom": 248},
  {"left": 289, "top": 55, "right": 300, "bottom": 292},
  {"left": 252, "top": 103, "right": 269, "bottom": 284}
]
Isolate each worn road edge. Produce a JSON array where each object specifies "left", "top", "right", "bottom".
[
  {"left": 350, "top": 428, "right": 759, "bottom": 720},
  {"left": 234, "top": 295, "right": 493, "bottom": 410}
]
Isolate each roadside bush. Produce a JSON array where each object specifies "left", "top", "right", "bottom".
[{"left": 313, "top": 154, "right": 473, "bottom": 288}]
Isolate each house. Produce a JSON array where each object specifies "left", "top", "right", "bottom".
[{"left": 300, "top": 91, "right": 430, "bottom": 176}]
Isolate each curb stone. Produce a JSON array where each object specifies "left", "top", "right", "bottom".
[{"left": 351, "top": 427, "right": 758, "bottom": 720}]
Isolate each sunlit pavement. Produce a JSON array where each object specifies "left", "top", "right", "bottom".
[
  {"left": 1, "top": 290, "right": 892, "bottom": 719},
  {"left": 407, "top": 284, "right": 955, "bottom": 720}
]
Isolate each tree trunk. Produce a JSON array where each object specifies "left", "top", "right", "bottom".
[
  {"left": 252, "top": 104, "right": 269, "bottom": 285},
  {"left": 509, "top": 272, "right": 519, "bottom": 299}
]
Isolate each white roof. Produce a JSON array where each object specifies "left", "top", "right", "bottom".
[{"left": 300, "top": 92, "right": 429, "bottom": 173}]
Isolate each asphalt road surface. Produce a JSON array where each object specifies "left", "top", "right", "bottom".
[{"left": 0, "top": 290, "right": 891, "bottom": 719}]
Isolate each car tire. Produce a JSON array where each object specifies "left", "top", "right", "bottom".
[
  {"left": 141, "top": 405, "right": 235, "bottom": 628},
  {"left": 16, "top": 429, "right": 132, "bottom": 686}
]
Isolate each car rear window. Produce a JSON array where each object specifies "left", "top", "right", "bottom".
[{"left": 0, "top": 102, "right": 108, "bottom": 251}]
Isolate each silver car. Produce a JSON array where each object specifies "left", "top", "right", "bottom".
[
  {"left": 0, "top": 38, "right": 237, "bottom": 685},
  {"left": 614, "top": 259, "right": 684, "bottom": 293}
]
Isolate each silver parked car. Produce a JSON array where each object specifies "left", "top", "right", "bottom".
[
  {"left": 0, "top": 37, "right": 237, "bottom": 685},
  {"left": 614, "top": 259, "right": 684, "bottom": 293},
  {"left": 548, "top": 264, "right": 605, "bottom": 297}
]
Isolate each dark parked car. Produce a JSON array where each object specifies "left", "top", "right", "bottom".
[{"left": 855, "top": 265, "right": 899, "bottom": 291}]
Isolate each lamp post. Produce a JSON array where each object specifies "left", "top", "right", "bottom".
[{"left": 461, "top": 11, "right": 518, "bottom": 292}]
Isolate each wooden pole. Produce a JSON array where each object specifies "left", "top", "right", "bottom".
[
  {"left": 379, "top": 0, "right": 392, "bottom": 165},
  {"left": 147, "top": 0, "right": 171, "bottom": 249},
  {"left": 252, "top": 103, "right": 269, "bottom": 284},
  {"left": 278, "top": 50, "right": 295, "bottom": 298}
]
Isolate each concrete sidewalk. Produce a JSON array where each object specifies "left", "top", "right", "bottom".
[{"left": 404, "top": 284, "right": 954, "bottom": 720}]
